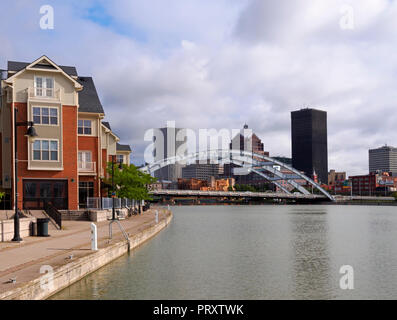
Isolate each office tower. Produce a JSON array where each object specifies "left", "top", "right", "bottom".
[
  {"left": 182, "top": 161, "right": 224, "bottom": 181},
  {"left": 153, "top": 125, "right": 187, "bottom": 182},
  {"left": 291, "top": 108, "right": 328, "bottom": 183},
  {"left": 369, "top": 145, "right": 397, "bottom": 175},
  {"left": 224, "top": 124, "right": 271, "bottom": 187}
]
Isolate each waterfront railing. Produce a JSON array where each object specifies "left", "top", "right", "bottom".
[{"left": 87, "top": 197, "right": 140, "bottom": 210}]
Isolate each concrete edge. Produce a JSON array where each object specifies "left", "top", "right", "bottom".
[{"left": 0, "top": 211, "right": 173, "bottom": 300}]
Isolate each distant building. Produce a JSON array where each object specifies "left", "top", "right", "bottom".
[
  {"left": 273, "top": 156, "right": 292, "bottom": 166},
  {"left": 291, "top": 108, "right": 328, "bottom": 183},
  {"left": 178, "top": 177, "right": 235, "bottom": 192},
  {"left": 182, "top": 161, "right": 224, "bottom": 181},
  {"left": 229, "top": 124, "right": 269, "bottom": 157},
  {"left": 369, "top": 145, "right": 397, "bottom": 176},
  {"left": 153, "top": 126, "right": 187, "bottom": 182},
  {"left": 224, "top": 124, "right": 271, "bottom": 187},
  {"left": 328, "top": 170, "right": 346, "bottom": 186},
  {"left": 350, "top": 172, "right": 397, "bottom": 195},
  {"left": 178, "top": 178, "right": 208, "bottom": 190}
]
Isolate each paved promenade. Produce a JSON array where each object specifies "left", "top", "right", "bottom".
[{"left": 0, "top": 208, "right": 170, "bottom": 297}]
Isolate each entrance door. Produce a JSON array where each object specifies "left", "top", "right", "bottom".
[
  {"left": 79, "top": 181, "right": 94, "bottom": 208},
  {"left": 23, "top": 179, "right": 68, "bottom": 210}
]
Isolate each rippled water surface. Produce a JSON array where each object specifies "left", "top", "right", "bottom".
[{"left": 51, "top": 205, "right": 397, "bottom": 300}]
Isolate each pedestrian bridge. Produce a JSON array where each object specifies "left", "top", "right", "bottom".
[
  {"left": 140, "top": 149, "right": 335, "bottom": 202},
  {"left": 150, "top": 189, "right": 328, "bottom": 201}
]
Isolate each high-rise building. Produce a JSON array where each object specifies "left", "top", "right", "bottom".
[
  {"left": 224, "top": 124, "right": 272, "bottom": 187},
  {"left": 369, "top": 145, "right": 397, "bottom": 176},
  {"left": 291, "top": 108, "right": 328, "bottom": 183},
  {"left": 182, "top": 161, "right": 224, "bottom": 181},
  {"left": 153, "top": 125, "right": 187, "bottom": 182}
]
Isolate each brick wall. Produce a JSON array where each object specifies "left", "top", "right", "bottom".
[{"left": 14, "top": 103, "right": 79, "bottom": 210}]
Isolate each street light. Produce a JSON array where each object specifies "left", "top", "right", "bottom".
[
  {"left": 12, "top": 107, "right": 38, "bottom": 242},
  {"left": 111, "top": 155, "right": 123, "bottom": 221}
]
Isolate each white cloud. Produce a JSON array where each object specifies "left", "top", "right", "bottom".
[{"left": 1, "top": 0, "right": 397, "bottom": 176}]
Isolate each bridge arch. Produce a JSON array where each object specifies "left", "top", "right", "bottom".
[{"left": 140, "top": 149, "right": 335, "bottom": 201}]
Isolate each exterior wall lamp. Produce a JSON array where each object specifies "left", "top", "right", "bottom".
[{"left": 12, "top": 107, "right": 38, "bottom": 242}]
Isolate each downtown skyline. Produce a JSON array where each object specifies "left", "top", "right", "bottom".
[{"left": 1, "top": 0, "right": 397, "bottom": 175}]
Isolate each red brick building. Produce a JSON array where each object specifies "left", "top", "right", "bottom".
[
  {"left": 350, "top": 172, "right": 397, "bottom": 196},
  {"left": 0, "top": 56, "right": 131, "bottom": 210}
]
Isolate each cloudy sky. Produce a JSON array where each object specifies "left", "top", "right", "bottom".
[{"left": 1, "top": 0, "right": 397, "bottom": 175}]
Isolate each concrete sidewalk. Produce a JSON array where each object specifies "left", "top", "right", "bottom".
[{"left": 0, "top": 208, "right": 170, "bottom": 297}]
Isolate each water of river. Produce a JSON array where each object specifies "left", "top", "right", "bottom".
[{"left": 51, "top": 205, "right": 397, "bottom": 300}]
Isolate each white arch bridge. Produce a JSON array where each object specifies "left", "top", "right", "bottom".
[{"left": 140, "top": 149, "right": 335, "bottom": 202}]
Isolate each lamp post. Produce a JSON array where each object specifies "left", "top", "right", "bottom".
[
  {"left": 12, "top": 107, "right": 37, "bottom": 242},
  {"left": 111, "top": 155, "right": 123, "bottom": 221}
]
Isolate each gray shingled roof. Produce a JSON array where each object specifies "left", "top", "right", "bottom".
[
  {"left": 7, "top": 61, "right": 78, "bottom": 76},
  {"left": 117, "top": 143, "right": 132, "bottom": 152},
  {"left": 77, "top": 77, "right": 105, "bottom": 114},
  {"left": 102, "top": 121, "right": 111, "bottom": 130},
  {"left": 6, "top": 60, "right": 104, "bottom": 114}
]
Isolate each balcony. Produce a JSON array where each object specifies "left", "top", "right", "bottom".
[
  {"left": 28, "top": 87, "right": 61, "bottom": 102},
  {"left": 78, "top": 161, "right": 96, "bottom": 174}
]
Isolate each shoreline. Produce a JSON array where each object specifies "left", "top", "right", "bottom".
[{"left": 0, "top": 208, "right": 173, "bottom": 300}]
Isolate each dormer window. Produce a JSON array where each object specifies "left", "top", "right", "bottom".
[{"left": 34, "top": 76, "right": 54, "bottom": 97}]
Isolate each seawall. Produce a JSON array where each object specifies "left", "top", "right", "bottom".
[{"left": 0, "top": 211, "right": 173, "bottom": 300}]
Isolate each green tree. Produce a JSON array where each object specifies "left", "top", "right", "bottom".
[{"left": 105, "top": 163, "right": 157, "bottom": 201}]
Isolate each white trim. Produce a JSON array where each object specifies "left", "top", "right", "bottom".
[
  {"left": 5, "top": 56, "right": 83, "bottom": 90},
  {"left": 33, "top": 75, "right": 55, "bottom": 99},
  {"left": 27, "top": 166, "right": 64, "bottom": 171}
]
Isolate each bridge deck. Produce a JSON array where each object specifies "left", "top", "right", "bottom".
[{"left": 150, "top": 190, "right": 327, "bottom": 200}]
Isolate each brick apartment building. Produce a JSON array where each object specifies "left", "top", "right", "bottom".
[
  {"left": 0, "top": 56, "right": 131, "bottom": 210},
  {"left": 350, "top": 172, "right": 397, "bottom": 196}
]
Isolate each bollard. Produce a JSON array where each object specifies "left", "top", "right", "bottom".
[
  {"left": 155, "top": 210, "right": 159, "bottom": 224},
  {"left": 91, "top": 223, "right": 98, "bottom": 251}
]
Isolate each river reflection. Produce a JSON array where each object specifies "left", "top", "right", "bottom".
[{"left": 51, "top": 205, "right": 397, "bottom": 300}]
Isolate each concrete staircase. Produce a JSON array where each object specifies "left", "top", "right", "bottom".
[{"left": 26, "top": 210, "right": 59, "bottom": 231}]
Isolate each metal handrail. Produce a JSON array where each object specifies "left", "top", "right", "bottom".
[{"left": 43, "top": 201, "right": 62, "bottom": 229}]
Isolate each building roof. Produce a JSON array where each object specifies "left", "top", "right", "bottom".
[
  {"left": 77, "top": 77, "right": 104, "bottom": 114},
  {"left": 7, "top": 61, "right": 78, "bottom": 76},
  {"left": 102, "top": 121, "right": 111, "bottom": 130},
  {"left": 117, "top": 143, "right": 132, "bottom": 152}
]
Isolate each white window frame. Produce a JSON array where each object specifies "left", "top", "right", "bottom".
[
  {"left": 78, "top": 151, "right": 92, "bottom": 163},
  {"left": 34, "top": 76, "right": 54, "bottom": 98},
  {"left": 116, "top": 154, "right": 124, "bottom": 164},
  {"left": 78, "top": 119, "right": 92, "bottom": 135},
  {"left": 32, "top": 106, "right": 59, "bottom": 126},
  {"left": 32, "top": 139, "right": 59, "bottom": 162}
]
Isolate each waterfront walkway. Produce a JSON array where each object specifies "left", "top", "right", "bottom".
[{"left": 0, "top": 208, "right": 170, "bottom": 297}]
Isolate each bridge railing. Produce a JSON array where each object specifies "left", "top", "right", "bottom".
[{"left": 87, "top": 197, "right": 140, "bottom": 210}]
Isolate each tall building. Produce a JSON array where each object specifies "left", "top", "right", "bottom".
[
  {"left": 291, "top": 108, "right": 328, "bottom": 183},
  {"left": 182, "top": 161, "right": 224, "bottom": 181},
  {"left": 229, "top": 124, "right": 268, "bottom": 157},
  {"left": 224, "top": 124, "right": 271, "bottom": 187},
  {"left": 153, "top": 126, "right": 187, "bottom": 182},
  {"left": 369, "top": 145, "right": 397, "bottom": 175}
]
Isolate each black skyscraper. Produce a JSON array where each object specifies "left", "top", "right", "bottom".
[{"left": 291, "top": 108, "right": 328, "bottom": 183}]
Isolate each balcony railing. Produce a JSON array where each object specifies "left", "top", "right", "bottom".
[
  {"left": 78, "top": 161, "right": 96, "bottom": 173},
  {"left": 28, "top": 87, "right": 61, "bottom": 101}
]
